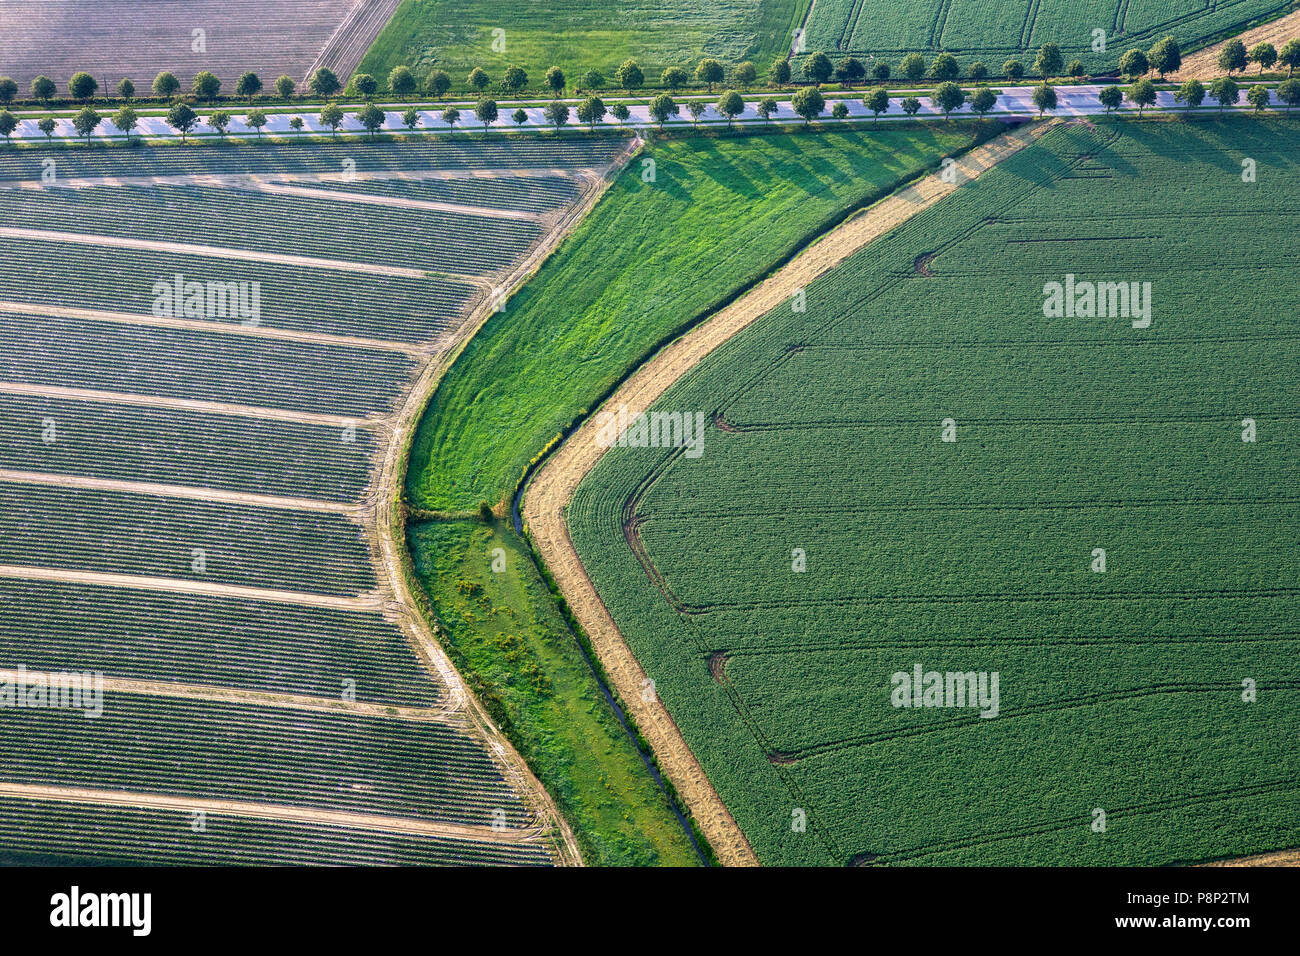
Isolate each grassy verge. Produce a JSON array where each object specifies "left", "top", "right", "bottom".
[
  {"left": 407, "top": 517, "right": 701, "bottom": 866},
  {"left": 406, "top": 122, "right": 994, "bottom": 512}
]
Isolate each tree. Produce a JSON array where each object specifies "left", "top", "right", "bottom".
[
  {"left": 1276, "top": 77, "right": 1300, "bottom": 110},
  {"left": 931, "top": 80, "right": 966, "bottom": 119},
  {"left": 166, "top": 102, "right": 197, "bottom": 141},
  {"left": 791, "top": 86, "right": 825, "bottom": 125},
  {"left": 1034, "top": 42, "right": 1064, "bottom": 77},
  {"left": 717, "top": 90, "right": 744, "bottom": 127},
  {"left": 0, "top": 77, "right": 15, "bottom": 106},
  {"left": 474, "top": 97, "right": 499, "bottom": 133},
  {"left": 1247, "top": 83, "right": 1272, "bottom": 112},
  {"left": 467, "top": 68, "right": 489, "bottom": 94},
  {"left": 359, "top": 102, "right": 387, "bottom": 137},
  {"left": 427, "top": 70, "right": 451, "bottom": 99},
  {"left": 73, "top": 106, "right": 101, "bottom": 139},
  {"left": 353, "top": 73, "right": 379, "bottom": 98},
  {"left": 662, "top": 67, "right": 688, "bottom": 91},
  {"left": 319, "top": 102, "right": 345, "bottom": 136},
  {"left": 576, "top": 95, "right": 606, "bottom": 130},
  {"left": 247, "top": 108, "right": 269, "bottom": 136},
  {"left": 831, "top": 101, "right": 849, "bottom": 120},
  {"left": 686, "top": 99, "right": 707, "bottom": 126},
  {"left": 836, "top": 57, "right": 865, "bottom": 88},
  {"left": 757, "top": 97, "right": 778, "bottom": 123},
  {"left": 37, "top": 116, "right": 56, "bottom": 141},
  {"left": 208, "top": 109, "right": 232, "bottom": 137},
  {"left": 970, "top": 86, "right": 997, "bottom": 116},
  {"left": 441, "top": 106, "right": 460, "bottom": 132},
  {"left": 1175, "top": 78, "right": 1205, "bottom": 109},
  {"left": 1098, "top": 85, "right": 1123, "bottom": 112},
  {"left": 69, "top": 72, "right": 97, "bottom": 101},
  {"left": 115, "top": 77, "right": 135, "bottom": 101},
  {"left": 900, "top": 53, "right": 926, "bottom": 82},
  {"left": 803, "top": 52, "right": 833, "bottom": 86},
  {"left": 153, "top": 71, "right": 180, "bottom": 99},
  {"left": 872, "top": 61, "right": 891, "bottom": 82},
  {"left": 1118, "top": 48, "right": 1149, "bottom": 79},
  {"left": 545, "top": 66, "right": 566, "bottom": 95},
  {"left": 401, "top": 107, "right": 420, "bottom": 130},
  {"left": 309, "top": 67, "right": 340, "bottom": 98},
  {"left": 0, "top": 111, "right": 16, "bottom": 143},
  {"left": 1003, "top": 59, "right": 1025, "bottom": 80},
  {"left": 236, "top": 71, "right": 262, "bottom": 102},
  {"left": 1249, "top": 42, "right": 1277, "bottom": 75},
  {"left": 1281, "top": 39, "right": 1300, "bottom": 78},
  {"left": 610, "top": 102, "right": 630, "bottom": 125},
  {"left": 1032, "top": 81, "right": 1058, "bottom": 117},
  {"left": 289, "top": 116, "right": 304, "bottom": 132},
  {"left": 930, "top": 52, "right": 959, "bottom": 81},
  {"left": 734, "top": 61, "right": 757, "bottom": 88},
  {"left": 1210, "top": 76, "right": 1239, "bottom": 110},
  {"left": 192, "top": 71, "right": 220, "bottom": 102},
  {"left": 1218, "top": 39, "right": 1247, "bottom": 75},
  {"left": 616, "top": 60, "right": 643, "bottom": 92},
  {"left": 900, "top": 96, "right": 922, "bottom": 116},
  {"left": 1149, "top": 36, "right": 1181, "bottom": 79},
  {"left": 275, "top": 75, "right": 296, "bottom": 99},
  {"left": 580, "top": 70, "right": 604, "bottom": 91},
  {"left": 696, "top": 58, "right": 724, "bottom": 91},
  {"left": 770, "top": 60, "right": 792, "bottom": 87},
  {"left": 865, "top": 87, "right": 890, "bottom": 122},
  {"left": 968, "top": 61, "right": 988, "bottom": 82},
  {"left": 1067, "top": 60, "right": 1086, "bottom": 79},
  {"left": 512, "top": 107, "right": 529, "bottom": 127},
  {"left": 502, "top": 66, "right": 527, "bottom": 95},
  {"left": 389, "top": 65, "right": 416, "bottom": 98},
  {"left": 647, "top": 93, "right": 677, "bottom": 127},
  {"left": 544, "top": 100, "right": 570, "bottom": 130},
  {"left": 111, "top": 105, "right": 138, "bottom": 141},
  {"left": 31, "top": 75, "right": 56, "bottom": 104},
  {"left": 1127, "top": 78, "right": 1157, "bottom": 116}
]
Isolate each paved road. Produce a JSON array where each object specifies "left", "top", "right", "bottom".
[{"left": 6, "top": 85, "right": 1286, "bottom": 142}]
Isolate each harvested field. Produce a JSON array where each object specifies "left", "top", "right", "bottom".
[{"left": 0, "top": 0, "right": 398, "bottom": 92}]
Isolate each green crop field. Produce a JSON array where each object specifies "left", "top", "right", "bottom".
[
  {"left": 568, "top": 118, "right": 1300, "bottom": 865},
  {"left": 357, "top": 0, "right": 807, "bottom": 91},
  {"left": 405, "top": 124, "right": 992, "bottom": 514},
  {"left": 800, "top": 0, "right": 1292, "bottom": 75}
]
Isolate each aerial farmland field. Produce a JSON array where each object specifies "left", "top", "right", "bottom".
[
  {"left": 0, "top": 132, "right": 633, "bottom": 868},
  {"left": 566, "top": 118, "right": 1300, "bottom": 866},
  {"left": 0, "top": 0, "right": 402, "bottom": 92},
  {"left": 800, "top": 0, "right": 1293, "bottom": 74}
]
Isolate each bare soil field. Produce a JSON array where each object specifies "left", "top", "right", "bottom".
[
  {"left": 0, "top": 0, "right": 396, "bottom": 92},
  {"left": 1172, "top": 7, "right": 1300, "bottom": 79}
]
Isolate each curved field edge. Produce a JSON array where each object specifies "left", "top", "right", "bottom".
[
  {"left": 564, "top": 117, "right": 1300, "bottom": 865},
  {"left": 402, "top": 123, "right": 1006, "bottom": 864},
  {"left": 523, "top": 121, "right": 1055, "bottom": 865}
]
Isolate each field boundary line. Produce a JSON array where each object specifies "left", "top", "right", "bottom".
[
  {"left": 0, "top": 300, "right": 431, "bottom": 356},
  {"left": 0, "top": 668, "right": 460, "bottom": 724},
  {"left": 376, "top": 141, "right": 642, "bottom": 867},
  {"left": 0, "top": 226, "right": 431, "bottom": 279},
  {"left": 0, "top": 469, "right": 361, "bottom": 514},
  {"left": 0, "top": 563, "right": 386, "bottom": 611},
  {"left": 522, "top": 120, "right": 1056, "bottom": 868},
  {"left": 244, "top": 179, "right": 547, "bottom": 221},
  {"left": 0, "top": 781, "right": 547, "bottom": 844},
  {"left": 0, "top": 381, "right": 389, "bottom": 429},
  {"left": 0, "top": 167, "right": 590, "bottom": 191}
]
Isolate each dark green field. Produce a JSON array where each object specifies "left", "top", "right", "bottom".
[{"left": 569, "top": 118, "right": 1300, "bottom": 865}]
